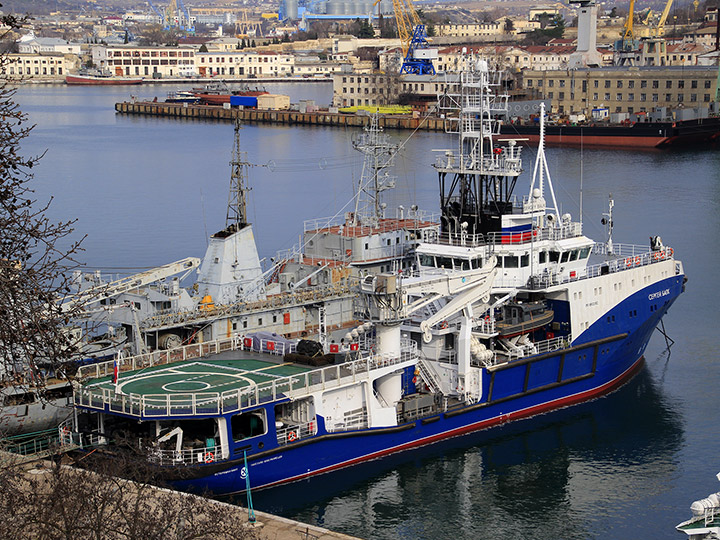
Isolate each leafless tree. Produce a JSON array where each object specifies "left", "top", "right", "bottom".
[
  {"left": 0, "top": 456, "right": 263, "bottom": 540},
  {"left": 0, "top": 6, "right": 95, "bottom": 387}
]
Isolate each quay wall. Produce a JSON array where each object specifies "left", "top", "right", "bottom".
[{"left": 115, "top": 101, "right": 447, "bottom": 131}]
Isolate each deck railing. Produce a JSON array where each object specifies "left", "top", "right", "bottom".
[
  {"left": 528, "top": 244, "right": 676, "bottom": 289},
  {"left": 141, "top": 283, "right": 353, "bottom": 331},
  {"left": 76, "top": 333, "right": 294, "bottom": 381},
  {"left": 74, "top": 341, "right": 417, "bottom": 420},
  {"left": 427, "top": 221, "right": 584, "bottom": 249},
  {"left": 147, "top": 442, "right": 225, "bottom": 467},
  {"left": 276, "top": 419, "right": 317, "bottom": 445}
]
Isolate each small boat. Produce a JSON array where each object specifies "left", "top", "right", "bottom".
[
  {"left": 165, "top": 91, "right": 200, "bottom": 104},
  {"left": 495, "top": 301, "right": 554, "bottom": 339},
  {"left": 676, "top": 473, "right": 720, "bottom": 539},
  {"left": 0, "top": 381, "right": 74, "bottom": 436},
  {"left": 192, "top": 82, "right": 268, "bottom": 105},
  {"left": 65, "top": 69, "right": 143, "bottom": 86}
]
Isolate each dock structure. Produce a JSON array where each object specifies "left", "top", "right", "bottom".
[{"left": 115, "top": 101, "right": 447, "bottom": 131}]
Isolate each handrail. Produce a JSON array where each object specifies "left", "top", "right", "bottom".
[
  {"left": 303, "top": 212, "right": 440, "bottom": 236},
  {"left": 528, "top": 244, "right": 676, "bottom": 289},
  {"left": 427, "top": 221, "right": 584, "bottom": 249},
  {"left": 148, "top": 443, "right": 224, "bottom": 467},
  {"left": 74, "top": 341, "right": 418, "bottom": 419},
  {"left": 141, "top": 283, "right": 354, "bottom": 330},
  {"left": 76, "top": 334, "right": 294, "bottom": 380}
]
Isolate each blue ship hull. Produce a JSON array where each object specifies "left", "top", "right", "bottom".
[{"left": 170, "top": 273, "right": 684, "bottom": 494}]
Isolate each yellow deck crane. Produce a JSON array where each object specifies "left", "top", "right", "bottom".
[{"left": 373, "top": 0, "right": 436, "bottom": 74}]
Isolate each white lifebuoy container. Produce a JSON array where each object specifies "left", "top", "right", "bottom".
[
  {"left": 204, "top": 452, "right": 215, "bottom": 463},
  {"left": 288, "top": 431, "right": 297, "bottom": 442}
]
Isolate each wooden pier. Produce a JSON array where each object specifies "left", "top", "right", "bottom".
[{"left": 115, "top": 100, "right": 447, "bottom": 132}]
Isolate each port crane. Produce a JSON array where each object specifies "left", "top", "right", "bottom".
[
  {"left": 618, "top": 0, "right": 637, "bottom": 51},
  {"left": 373, "top": 0, "right": 437, "bottom": 75},
  {"left": 641, "top": 0, "right": 674, "bottom": 37},
  {"left": 147, "top": 0, "right": 195, "bottom": 32}
]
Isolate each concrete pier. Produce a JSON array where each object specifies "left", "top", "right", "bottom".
[{"left": 115, "top": 100, "right": 447, "bottom": 132}]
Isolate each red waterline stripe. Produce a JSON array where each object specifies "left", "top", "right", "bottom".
[{"left": 256, "top": 356, "right": 645, "bottom": 490}]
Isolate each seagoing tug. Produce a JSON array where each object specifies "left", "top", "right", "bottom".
[{"left": 61, "top": 54, "right": 687, "bottom": 494}]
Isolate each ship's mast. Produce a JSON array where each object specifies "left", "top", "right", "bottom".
[
  {"left": 350, "top": 113, "right": 397, "bottom": 227},
  {"left": 528, "top": 102, "right": 561, "bottom": 224},
  {"left": 226, "top": 119, "right": 252, "bottom": 230},
  {"left": 435, "top": 55, "right": 523, "bottom": 239}
]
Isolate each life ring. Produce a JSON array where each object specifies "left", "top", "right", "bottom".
[
  {"left": 493, "top": 147, "right": 502, "bottom": 155},
  {"left": 635, "top": 256, "right": 641, "bottom": 266},
  {"left": 668, "top": 248, "right": 673, "bottom": 257},
  {"left": 625, "top": 257, "right": 632, "bottom": 267},
  {"left": 484, "top": 315, "right": 491, "bottom": 322},
  {"left": 204, "top": 452, "right": 215, "bottom": 464},
  {"left": 288, "top": 431, "right": 297, "bottom": 442},
  {"left": 440, "top": 320, "right": 448, "bottom": 329},
  {"left": 412, "top": 375, "right": 417, "bottom": 384},
  {"left": 653, "top": 252, "right": 660, "bottom": 261}
]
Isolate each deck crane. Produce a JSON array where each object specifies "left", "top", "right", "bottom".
[
  {"left": 60, "top": 257, "right": 201, "bottom": 313},
  {"left": 373, "top": 0, "right": 437, "bottom": 75}
]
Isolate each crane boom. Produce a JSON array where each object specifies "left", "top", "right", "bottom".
[
  {"left": 61, "top": 257, "right": 201, "bottom": 312},
  {"left": 623, "top": 0, "right": 636, "bottom": 42},
  {"left": 657, "top": 0, "right": 674, "bottom": 35}
]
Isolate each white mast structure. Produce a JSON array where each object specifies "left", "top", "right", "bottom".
[{"left": 528, "top": 102, "right": 561, "bottom": 226}]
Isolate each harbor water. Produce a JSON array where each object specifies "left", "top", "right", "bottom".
[{"left": 14, "top": 82, "right": 720, "bottom": 540}]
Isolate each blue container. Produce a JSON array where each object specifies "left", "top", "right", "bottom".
[{"left": 230, "top": 95, "right": 258, "bottom": 108}]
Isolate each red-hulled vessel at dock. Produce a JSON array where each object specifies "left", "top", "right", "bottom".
[
  {"left": 500, "top": 116, "right": 720, "bottom": 148},
  {"left": 65, "top": 69, "right": 143, "bottom": 85}
]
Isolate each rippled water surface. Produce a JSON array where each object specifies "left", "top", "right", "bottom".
[{"left": 14, "top": 83, "right": 720, "bottom": 540}]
